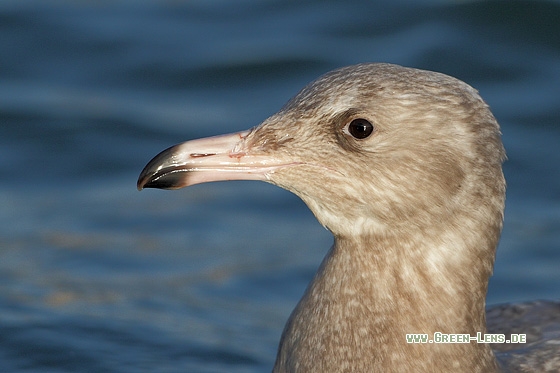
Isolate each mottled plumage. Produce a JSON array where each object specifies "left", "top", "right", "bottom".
[{"left": 138, "top": 63, "right": 559, "bottom": 372}]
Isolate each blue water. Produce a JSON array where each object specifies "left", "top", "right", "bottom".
[{"left": 1, "top": 1, "right": 559, "bottom": 372}]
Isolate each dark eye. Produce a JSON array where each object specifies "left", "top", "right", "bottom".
[{"left": 347, "top": 118, "right": 374, "bottom": 139}]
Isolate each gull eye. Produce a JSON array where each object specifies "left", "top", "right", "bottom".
[{"left": 346, "top": 118, "right": 374, "bottom": 139}]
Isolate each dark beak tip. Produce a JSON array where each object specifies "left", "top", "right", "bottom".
[
  {"left": 136, "top": 175, "right": 160, "bottom": 191},
  {"left": 137, "top": 144, "right": 183, "bottom": 191},
  {"left": 136, "top": 170, "right": 186, "bottom": 191},
  {"left": 136, "top": 171, "right": 152, "bottom": 191}
]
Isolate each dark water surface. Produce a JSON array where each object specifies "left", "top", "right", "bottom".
[{"left": 1, "top": 1, "right": 559, "bottom": 372}]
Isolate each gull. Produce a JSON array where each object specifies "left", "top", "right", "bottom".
[{"left": 138, "top": 63, "right": 560, "bottom": 372}]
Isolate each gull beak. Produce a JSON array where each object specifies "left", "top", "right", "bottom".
[{"left": 137, "top": 130, "right": 288, "bottom": 190}]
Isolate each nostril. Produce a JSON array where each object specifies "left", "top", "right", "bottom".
[{"left": 190, "top": 153, "right": 217, "bottom": 158}]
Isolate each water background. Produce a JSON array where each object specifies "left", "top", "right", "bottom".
[{"left": 1, "top": 1, "right": 559, "bottom": 372}]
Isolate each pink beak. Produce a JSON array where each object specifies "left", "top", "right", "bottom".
[{"left": 137, "top": 130, "right": 293, "bottom": 190}]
